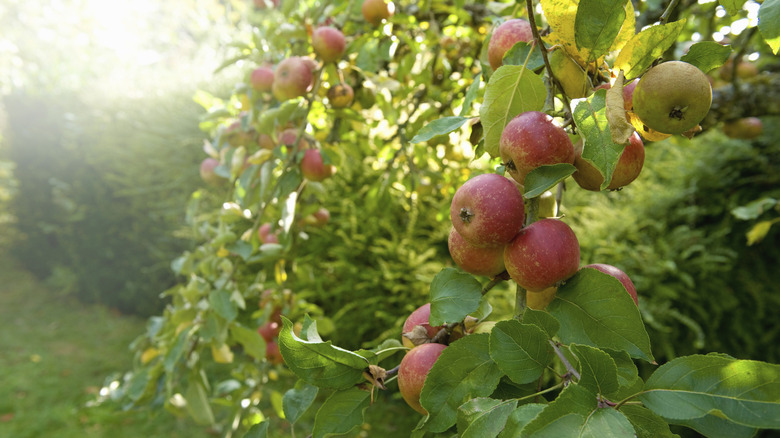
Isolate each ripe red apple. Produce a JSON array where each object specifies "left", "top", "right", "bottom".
[
  {"left": 447, "top": 227, "right": 506, "bottom": 277},
  {"left": 504, "top": 218, "right": 580, "bottom": 292},
  {"left": 200, "top": 158, "right": 226, "bottom": 186},
  {"left": 278, "top": 128, "right": 308, "bottom": 152},
  {"left": 723, "top": 117, "right": 762, "bottom": 139},
  {"left": 257, "top": 223, "right": 280, "bottom": 244},
  {"left": 488, "top": 19, "right": 534, "bottom": 70},
  {"left": 583, "top": 263, "right": 638, "bottom": 305},
  {"left": 499, "top": 111, "right": 575, "bottom": 186},
  {"left": 622, "top": 78, "right": 639, "bottom": 111},
  {"left": 266, "top": 341, "right": 284, "bottom": 364},
  {"left": 327, "top": 83, "right": 354, "bottom": 108},
  {"left": 272, "top": 57, "right": 313, "bottom": 101},
  {"left": 401, "top": 303, "right": 445, "bottom": 348},
  {"left": 258, "top": 321, "right": 281, "bottom": 342},
  {"left": 572, "top": 132, "right": 645, "bottom": 191},
  {"left": 398, "top": 343, "right": 447, "bottom": 415},
  {"left": 312, "top": 26, "right": 346, "bottom": 63},
  {"left": 312, "top": 207, "right": 330, "bottom": 225},
  {"left": 361, "top": 0, "right": 391, "bottom": 25},
  {"left": 300, "top": 149, "right": 335, "bottom": 182},
  {"left": 250, "top": 66, "right": 274, "bottom": 92},
  {"left": 450, "top": 173, "right": 525, "bottom": 248}
]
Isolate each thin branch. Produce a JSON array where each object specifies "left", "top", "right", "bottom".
[
  {"left": 549, "top": 340, "right": 581, "bottom": 380},
  {"left": 659, "top": 0, "right": 682, "bottom": 24}
]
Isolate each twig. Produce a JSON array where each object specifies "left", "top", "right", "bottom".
[
  {"left": 659, "top": 0, "right": 681, "bottom": 24},
  {"left": 549, "top": 340, "right": 580, "bottom": 380}
]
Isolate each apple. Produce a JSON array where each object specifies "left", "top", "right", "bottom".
[
  {"left": 572, "top": 132, "right": 645, "bottom": 191},
  {"left": 526, "top": 286, "right": 557, "bottom": 310},
  {"left": 200, "top": 158, "right": 226, "bottom": 186},
  {"left": 272, "top": 57, "right": 313, "bottom": 101},
  {"left": 470, "top": 320, "right": 497, "bottom": 334},
  {"left": 266, "top": 341, "right": 284, "bottom": 364},
  {"left": 300, "top": 149, "right": 335, "bottom": 182},
  {"left": 327, "top": 83, "right": 354, "bottom": 109},
  {"left": 225, "top": 121, "right": 255, "bottom": 147},
  {"left": 537, "top": 190, "right": 557, "bottom": 218},
  {"left": 250, "top": 66, "right": 274, "bottom": 92},
  {"left": 447, "top": 227, "right": 506, "bottom": 277},
  {"left": 504, "top": 218, "right": 580, "bottom": 292},
  {"left": 258, "top": 223, "right": 280, "bottom": 244},
  {"left": 312, "top": 26, "right": 346, "bottom": 63},
  {"left": 622, "top": 78, "right": 639, "bottom": 111},
  {"left": 253, "top": 0, "right": 279, "bottom": 9},
  {"left": 258, "top": 321, "right": 281, "bottom": 342},
  {"left": 278, "top": 128, "right": 308, "bottom": 152},
  {"left": 633, "top": 61, "right": 712, "bottom": 135},
  {"left": 361, "top": 0, "right": 391, "bottom": 26},
  {"left": 582, "top": 264, "right": 638, "bottom": 305},
  {"left": 723, "top": 117, "right": 762, "bottom": 139},
  {"left": 398, "top": 343, "right": 447, "bottom": 415},
  {"left": 257, "top": 133, "right": 275, "bottom": 150},
  {"left": 402, "top": 303, "right": 445, "bottom": 348},
  {"left": 450, "top": 173, "right": 525, "bottom": 247},
  {"left": 499, "top": 111, "right": 575, "bottom": 186},
  {"left": 312, "top": 207, "right": 330, "bottom": 225},
  {"left": 488, "top": 19, "right": 534, "bottom": 70}
]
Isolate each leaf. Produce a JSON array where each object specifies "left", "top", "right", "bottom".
[
  {"left": 573, "top": 90, "right": 626, "bottom": 191},
  {"left": 732, "top": 198, "right": 778, "bottom": 220},
  {"left": 277, "top": 317, "right": 368, "bottom": 390},
  {"left": 419, "top": 334, "right": 504, "bottom": 433},
  {"left": 719, "top": 0, "right": 748, "bottom": 16},
  {"left": 429, "top": 268, "right": 483, "bottom": 326},
  {"left": 479, "top": 66, "right": 546, "bottom": 159},
  {"left": 521, "top": 383, "right": 596, "bottom": 436},
  {"left": 411, "top": 117, "right": 471, "bottom": 143},
  {"left": 570, "top": 344, "right": 619, "bottom": 396},
  {"left": 230, "top": 323, "right": 266, "bottom": 361},
  {"left": 746, "top": 219, "right": 780, "bottom": 245},
  {"left": 489, "top": 320, "right": 553, "bottom": 385},
  {"left": 164, "top": 326, "right": 193, "bottom": 373},
  {"left": 312, "top": 388, "right": 371, "bottom": 438},
  {"left": 680, "top": 42, "right": 733, "bottom": 73},
  {"left": 579, "top": 408, "right": 636, "bottom": 437},
  {"left": 605, "top": 72, "right": 635, "bottom": 145},
  {"left": 502, "top": 42, "right": 545, "bottom": 71},
  {"left": 639, "top": 353, "right": 780, "bottom": 429},
  {"left": 620, "top": 405, "right": 679, "bottom": 438},
  {"left": 460, "top": 72, "right": 482, "bottom": 117},
  {"left": 209, "top": 289, "right": 238, "bottom": 322},
  {"left": 523, "top": 164, "right": 577, "bottom": 198},
  {"left": 574, "top": 0, "right": 628, "bottom": 62},
  {"left": 602, "top": 349, "right": 640, "bottom": 396},
  {"left": 759, "top": 0, "right": 780, "bottom": 54},
  {"left": 283, "top": 380, "right": 319, "bottom": 424},
  {"left": 522, "top": 308, "right": 560, "bottom": 338},
  {"left": 614, "top": 20, "right": 687, "bottom": 80},
  {"left": 243, "top": 421, "right": 269, "bottom": 438},
  {"left": 274, "top": 171, "right": 302, "bottom": 200},
  {"left": 671, "top": 415, "right": 757, "bottom": 438},
  {"left": 457, "top": 398, "right": 517, "bottom": 438},
  {"left": 498, "top": 403, "right": 546, "bottom": 438},
  {"left": 185, "top": 380, "right": 215, "bottom": 426},
  {"left": 547, "top": 269, "right": 654, "bottom": 362}
]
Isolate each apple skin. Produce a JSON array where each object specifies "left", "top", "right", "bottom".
[
  {"left": 328, "top": 83, "right": 354, "bottom": 108},
  {"left": 723, "top": 117, "right": 762, "bottom": 139},
  {"left": 488, "top": 19, "right": 534, "bottom": 70},
  {"left": 312, "top": 27, "right": 346, "bottom": 63},
  {"left": 200, "top": 158, "right": 226, "bottom": 186},
  {"left": 504, "top": 218, "right": 580, "bottom": 292},
  {"left": 258, "top": 321, "right": 281, "bottom": 342},
  {"left": 361, "top": 0, "right": 391, "bottom": 25},
  {"left": 633, "top": 61, "right": 712, "bottom": 135},
  {"left": 266, "top": 341, "right": 284, "bottom": 364},
  {"left": 257, "top": 133, "right": 275, "bottom": 150},
  {"left": 622, "top": 79, "right": 639, "bottom": 111},
  {"left": 250, "top": 66, "right": 274, "bottom": 92},
  {"left": 450, "top": 173, "right": 526, "bottom": 248},
  {"left": 272, "top": 57, "right": 313, "bottom": 101},
  {"left": 448, "top": 227, "right": 506, "bottom": 277},
  {"left": 402, "top": 303, "right": 445, "bottom": 348},
  {"left": 572, "top": 132, "right": 645, "bottom": 191},
  {"left": 312, "top": 207, "right": 331, "bottom": 226},
  {"left": 257, "top": 223, "right": 280, "bottom": 244},
  {"left": 499, "top": 111, "right": 575, "bottom": 186},
  {"left": 398, "top": 343, "right": 447, "bottom": 415},
  {"left": 582, "top": 264, "right": 638, "bottom": 305},
  {"left": 300, "top": 149, "right": 335, "bottom": 182},
  {"left": 526, "top": 287, "right": 557, "bottom": 310}
]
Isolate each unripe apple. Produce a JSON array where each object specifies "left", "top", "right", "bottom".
[
  {"left": 402, "top": 303, "right": 445, "bottom": 348},
  {"left": 272, "top": 57, "right": 313, "bottom": 101},
  {"left": 258, "top": 321, "right": 281, "bottom": 342},
  {"left": 470, "top": 320, "right": 497, "bottom": 334},
  {"left": 266, "top": 341, "right": 284, "bottom": 364},
  {"left": 504, "top": 218, "right": 580, "bottom": 292},
  {"left": 250, "top": 66, "right": 274, "bottom": 92},
  {"left": 257, "top": 133, "right": 275, "bottom": 150},
  {"left": 723, "top": 117, "right": 762, "bottom": 139},
  {"left": 200, "top": 158, "right": 226, "bottom": 186},
  {"left": 488, "top": 19, "right": 534, "bottom": 70},
  {"left": 499, "top": 111, "right": 575, "bottom": 186},
  {"left": 300, "top": 149, "right": 335, "bottom": 182},
  {"left": 572, "top": 132, "right": 645, "bottom": 191},
  {"left": 526, "top": 286, "right": 557, "bottom": 310},
  {"left": 312, "top": 26, "right": 346, "bottom": 63},
  {"left": 398, "top": 343, "right": 447, "bottom": 415},
  {"left": 549, "top": 49, "right": 589, "bottom": 99},
  {"left": 447, "top": 227, "right": 506, "bottom": 277},
  {"left": 582, "top": 264, "right": 638, "bottom": 305},
  {"left": 537, "top": 190, "right": 557, "bottom": 218},
  {"left": 327, "top": 83, "right": 354, "bottom": 108},
  {"left": 633, "top": 61, "right": 712, "bottom": 135},
  {"left": 450, "top": 173, "right": 525, "bottom": 248},
  {"left": 361, "top": 0, "right": 391, "bottom": 25}
]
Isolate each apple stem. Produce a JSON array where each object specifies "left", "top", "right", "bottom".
[
  {"left": 659, "top": 0, "right": 681, "bottom": 25},
  {"left": 514, "top": 283, "right": 527, "bottom": 321},
  {"left": 549, "top": 340, "right": 581, "bottom": 380},
  {"left": 482, "top": 273, "right": 508, "bottom": 295}
]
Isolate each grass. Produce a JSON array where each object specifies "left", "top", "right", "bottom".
[{"left": 0, "top": 253, "right": 209, "bottom": 438}]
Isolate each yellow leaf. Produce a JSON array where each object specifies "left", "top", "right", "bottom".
[
  {"left": 217, "top": 247, "right": 230, "bottom": 257},
  {"left": 606, "top": 72, "right": 635, "bottom": 144},
  {"left": 141, "top": 347, "right": 160, "bottom": 364},
  {"left": 211, "top": 343, "right": 234, "bottom": 364},
  {"left": 247, "top": 149, "right": 274, "bottom": 165},
  {"left": 746, "top": 219, "right": 779, "bottom": 246}
]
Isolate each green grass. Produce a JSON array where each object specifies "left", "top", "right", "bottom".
[{"left": 0, "top": 253, "right": 209, "bottom": 438}]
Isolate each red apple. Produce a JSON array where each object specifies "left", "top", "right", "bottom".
[
  {"left": 488, "top": 19, "right": 534, "bottom": 70},
  {"left": 258, "top": 321, "right": 281, "bottom": 342},
  {"left": 312, "top": 26, "right": 346, "bottom": 63},
  {"left": 266, "top": 341, "right": 284, "bottom": 364},
  {"left": 401, "top": 303, "right": 445, "bottom": 348},
  {"left": 450, "top": 173, "right": 525, "bottom": 248},
  {"left": 250, "top": 66, "right": 274, "bottom": 92},
  {"left": 499, "top": 111, "right": 575, "bottom": 186},
  {"left": 300, "top": 149, "right": 335, "bottom": 182},
  {"left": 447, "top": 227, "right": 506, "bottom": 277},
  {"left": 361, "top": 0, "right": 391, "bottom": 26},
  {"left": 272, "top": 57, "right": 313, "bottom": 101},
  {"left": 278, "top": 128, "right": 308, "bottom": 152},
  {"left": 504, "top": 218, "right": 580, "bottom": 292},
  {"left": 583, "top": 263, "right": 638, "bottom": 305},
  {"left": 327, "top": 83, "right": 354, "bottom": 109},
  {"left": 257, "top": 223, "right": 280, "bottom": 244},
  {"left": 200, "top": 158, "right": 226, "bottom": 186},
  {"left": 312, "top": 207, "right": 330, "bottom": 226},
  {"left": 622, "top": 78, "right": 639, "bottom": 111},
  {"left": 398, "top": 343, "right": 447, "bottom": 415},
  {"left": 572, "top": 132, "right": 645, "bottom": 191},
  {"left": 723, "top": 117, "right": 762, "bottom": 139}
]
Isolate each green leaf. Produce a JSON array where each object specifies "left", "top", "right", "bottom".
[
  {"left": 244, "top": 421, "right": 269, "bottom": 438},
  {"left": 521, "top": 383, "right": 596, "bottom": 436},
  {"left": 164, "top": 326, "right": 194, "bottom": 373},
  {"left": 411, "top": 117, "right": 471, "bottom": 143},
  {"left": 639, "top": 353, "right": 780, "bottom": 429},
  {"left": 573, "top": 90, "right": 625, "bottom": 191},
  {"left": 479, "top": 66, "right": 546, "bottom": 159},
  {"left": 680, "top": 42, "right": 733, "bottom": 73},
  {"left": 732, "top": 197, "right": 778, "bottom": 220},
  {"left": 312, "top": 388, "right": 371, "bottom": 438},
  {"left": 209, "top": 289, "right": 238, "bottom": 322},
  {"left": 719, "top": 0, "right": 748, "bottom": 16},
  {"left": 575, "top": 0, "right": 628, "bottom": 61},
  {"left": 547, "top": 269, "right": 654, "bottom": 362},
  {"left": 274, "top": 171, "right": 302, "bottom": 200},
  {"left": 419, "top": 334, "right": 504, "bottom": 433},
  {"left": 570, "top": 344, "right": 619, "bottom": 396},
  {"left": 523, "top": 164, "right": 577, "bottom": 198},
  {"left": 489, "top": 320, "right": 553, "bottom": 385},
  {"left": 229, "top": 323, "right": 266, "bottom": 361},
  {"left": 460, "top": 72, "right": 483, "bottom": 117},
  {"left": 185, "top": 380, "right": 215, "bottom": 426},
  {"left": 671, "top": 415, "right": 757, "bottom": 438},
  {"left": 602, "top": 349, "right": 640, "bottom": 397},
  {"left": 502, "top": 42, "right": 545, "bottom": 71},
  {"left": 579, "top": 408, "right": 636, "bottom": 437},
  {"left": 614, "top": 20, "right": 687, "bottom": 80},
  {"left": 457, "top": 398, "right": 518, "bottom": 438},
  {"left": 498, "top": 403, "right": 546, "bottom": 438},
  {"left": 282, "top": 380, "right": 319, "bottom": 424},
  {"left": 522, "top": 308, "right": 560, "bottom": 338},
  {"left": 620, "top": 405, "right": 679, "bottom": 438},
  {"left": 429, "top": 268, "right": 483, "bottom": 326},
  {"left": 277, "top": 317, "right": 368, "bottom": 390},
  {"left": 759, "top": 0, "right": 780, "bottom": 54}
]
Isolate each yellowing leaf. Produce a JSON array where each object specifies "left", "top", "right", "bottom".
[
  {"left": 211, "top": 343, "right": 235, "bottom": 364},
  {"left": 746, "top": 219, "right": 780, "bottom": 245},
  {"left": 614, "top": 20, "right": 687, "bottom": 80},
  {"left": 217, "top": 247, "right": 230, "bottom": 257},
  {"left": 248, "top": 149, "right": 274, "bottom": 165},
  {"left": 141, "top": 347, "right": 160, "bottom": 364},
  {"left": 606, "top": 72, "right": 635, "bottom": 144}
]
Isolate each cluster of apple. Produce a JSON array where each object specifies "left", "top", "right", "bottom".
[{"left": 257, "top": 290, "right": 285, "bottom": 365}]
